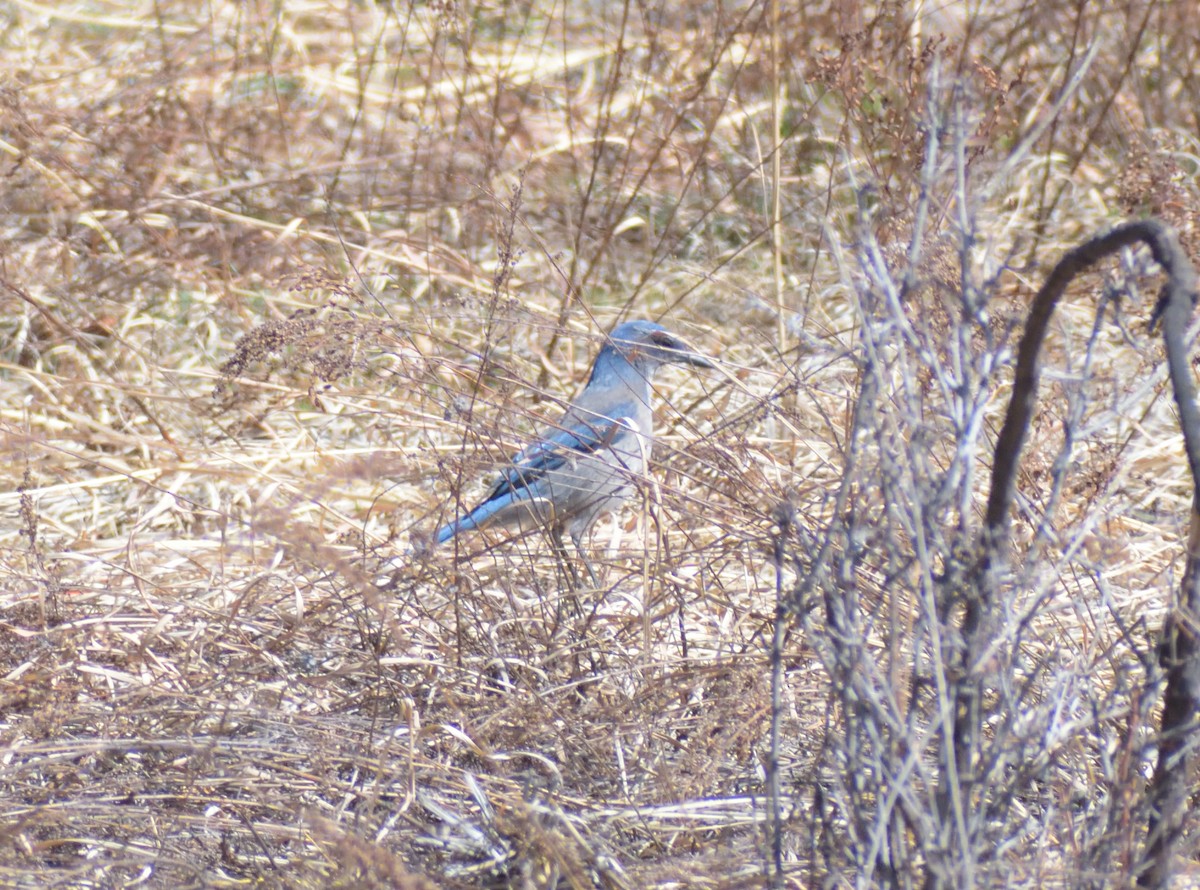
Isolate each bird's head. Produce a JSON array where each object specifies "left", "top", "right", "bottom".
[{"left": 596, "top": 320, "right": 716, "bottom": 379}]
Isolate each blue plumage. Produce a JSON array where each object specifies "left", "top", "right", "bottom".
[{"left": 435, "top": 321, "right": 714, "bottom": 557}]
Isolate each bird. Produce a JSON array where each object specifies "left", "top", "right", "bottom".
[{"left": 434, "top": 320, "right": 715, "bottom": 581}]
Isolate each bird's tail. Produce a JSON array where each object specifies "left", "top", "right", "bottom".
[
  {"left": 433, "top": 495, "right": 510, "bottom": 546},
  {"left": 433, "top": 515, "right": 471, "bottom": 545}
]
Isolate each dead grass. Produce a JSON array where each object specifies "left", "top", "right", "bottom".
[{"left": 0, "top": 0, "right": 1198, "bottom": 886}]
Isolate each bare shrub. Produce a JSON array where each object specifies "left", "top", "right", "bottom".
[{"left": 769, "top": 54, "right": 1199, "bottom": 888}]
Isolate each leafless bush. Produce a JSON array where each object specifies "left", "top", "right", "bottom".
[{"left": 769, "top": 60, "right": 1199, "bottom": 888}]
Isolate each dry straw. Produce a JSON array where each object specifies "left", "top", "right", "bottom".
[{"left": 2, "top": 1, "right": 1199, "bottom": 887}]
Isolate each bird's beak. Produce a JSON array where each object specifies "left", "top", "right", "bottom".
[{"left": 662, "top": 335, "right": 717, "bottom": 370}]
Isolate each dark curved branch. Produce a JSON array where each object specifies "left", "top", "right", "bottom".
[
  {"left": 962, "top": 219, "right": 1200, "bottom": 889},
  {"left": 984, "top": 219, "right": 1200, "bottom": 544}
]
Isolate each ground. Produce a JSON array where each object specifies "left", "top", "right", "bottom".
[{"left": 1, "top": 2, "right": 1199, "bottom": 887}]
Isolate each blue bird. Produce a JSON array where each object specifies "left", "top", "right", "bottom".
[{"left": 435, "top": 320, "right": 715, "bottom": 576}]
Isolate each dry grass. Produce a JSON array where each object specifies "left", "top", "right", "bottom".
[{"left": 1, "top": 1, "right": 1198, "bottom": 887}]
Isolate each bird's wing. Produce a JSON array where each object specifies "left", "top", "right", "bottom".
[{"left": 484, "top": 403, "right": 639, "bottom": 502}]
